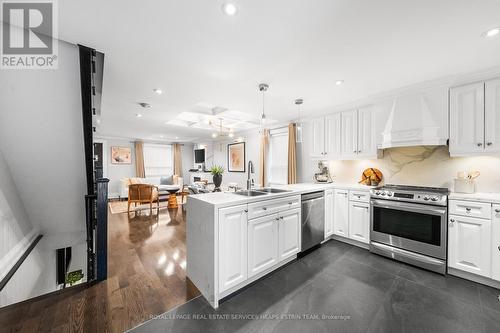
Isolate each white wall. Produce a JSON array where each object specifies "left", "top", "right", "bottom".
[
  {"left": 0, "top": 39, "right": 88, "bottom": 306},
  {"left": 100, "top": 138, "right": 136, "bottom": 198},
  {"left": 195, "top": 132, "right": 261, "bottom": 188},
  {"left": 0, "top": 39, "right": 86, "bottom": 245}
]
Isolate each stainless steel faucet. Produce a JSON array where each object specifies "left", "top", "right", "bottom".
[{"left": 246, "top": 160, "right": 255, "bottom": 190}]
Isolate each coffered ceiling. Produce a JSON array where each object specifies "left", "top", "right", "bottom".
[{"left": 54, "top": 0, "right": 500, "bottom": 142}]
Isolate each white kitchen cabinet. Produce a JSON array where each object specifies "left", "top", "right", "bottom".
[
  {"left": 333, "top": 189, "right": 349, "bottom": 237},
  {"left": 449, "top": 82, "right": 485, "bottom": 155},
  {"left": 341, "top": 110, "right": 358, "bottom": 159},
  {"left": 311, "top": 117, "right": 325, "bottom": 158},
  {"left": 325, "top": 113, "right": 342, "bottom": 158},
  {"left": 357, "top": 107, "right": 376, "bottom": 159},
  {"left": 485, "top": 78, "right": 500, "bottom": 154},
  {"left": 448, "top": 214, "right": 491, "bottom": 277},
  {"left": 492, "top": 205, "right": 500, "bottom": 281},
  {"left": 248, "top": 215, "right": 279, "bottom": 278},
  {"left": 324, "top": 189, "right": 334, "bottom": 238},
  {"left": 449, "top": 79, "right": 500, "bottom": 156},
  {"left": 218, "top": 205, "right": 248, "bottom": 292},
  {"left": 349, "top": 201, "right": 370, "bottom": 244},
  {"left": 278, "top": 208, "right": 301, "bottom": 261}
]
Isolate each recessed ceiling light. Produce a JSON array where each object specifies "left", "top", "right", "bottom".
[
  {"left": 153, "top": 89, "right": 163, "bottom": 95},
  {"left": 159, "top": 135, "right": 164, "bottom": 138},
  {"left": 135, "top": 113, "right": 143, "bottom": 118},
  {"left": 335, "top": 80, "right": 344, "bottom": 86},
  {"left": 221, "top": 2, "right": 238, "bottom": 16},
  {"left": 175, "top": 136, "right": 179, "bottom": 140},
  {"left": 485, "top": 27, "right": 500, "bottom": 37},
  {"left": 212, "top": 133, "right": 218, "bottom": 138}
]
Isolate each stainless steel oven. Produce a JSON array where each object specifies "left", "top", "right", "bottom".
[{"left": 369, "top": 185, "right": 448, "bottom": 274}]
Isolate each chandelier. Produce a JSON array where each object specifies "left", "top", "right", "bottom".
[{"left": 210, "top": 118, "right": 234, "bottom": 138}]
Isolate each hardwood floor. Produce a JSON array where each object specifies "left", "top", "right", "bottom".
[{"left": 0, "top": 199, "right": 199, "bottom": 333}]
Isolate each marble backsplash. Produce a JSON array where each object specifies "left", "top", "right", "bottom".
[{"left": 328, "top": 146, "right": 500, "bottom": 193}]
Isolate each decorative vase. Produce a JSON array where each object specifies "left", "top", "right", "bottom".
[{"left": 213, "top": 174, "right": 222, "bottom": 189}]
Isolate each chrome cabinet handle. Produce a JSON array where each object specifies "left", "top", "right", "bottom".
[
  {"left": 495, "top": 209, "right": 500, "bottom": 213},
  {"left": 487, "top": 142, "right": 493, "bottom": 146},
  {"left": 275, "top": 217, "right": 279, "bottom": 221},
  {"left": 353, "top": 150, "right": 357, "bottom": 153},
  {"left": 262, "top": 207, "right": 267, "bottom": 210},
  {"left": 358, "top": 150, "right": 362, "bottom": 153},
  {"left": 288, "top": 202, "right": 293, "bottom": 205},
  {"left": 477, "top": 143, "right": 483, "bottom": 147},
  {"left": 450, "top": 219, "right": 455, "bottom": 223},
  {"left": 465, "top": 207, "right": 471, "bottom": 212},
  {"left": 280, "top": 216, "right": 284, "bottom": 220},
  {"left": 498, "top": 245, "right": 500, "bottom": 252},
  {"left": 244, "top": 209, "right": 248, "bottom": 213}
]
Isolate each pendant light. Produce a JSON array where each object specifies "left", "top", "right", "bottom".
[
  {"left": 258, "top": 83, "right": 269, "bottom": 133},
  {"left": 295, "top": 98, "right": 303, "bottom": 143}
]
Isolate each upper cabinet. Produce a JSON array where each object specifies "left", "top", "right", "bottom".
[
  {"left": 311, "top": 114, "right": 341, "bottom": 159},
  {"left": 450, "top": 78, "right": 500, "bottom": 156},
  {"left": 311, "top": 107, "right": 378, "bottom": 160},
  {"left": 485, "top": 78, "right": 500, "bottom": 154}
]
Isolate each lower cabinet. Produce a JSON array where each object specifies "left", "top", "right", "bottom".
[
  {"left": 248, "top": 215, "right": 279, "bottom": 278},
  {"left": 279, "top": 208, "right": 301, "bottom": 261},
  {"left": 492, "top": 205, "right": 500, "bottom": 281},
  {"left": 349, "top": 201, "right": 370, "bottom": 244},
  {"left": 333, "top": 189, "right": 349, "bottom": 237},
  {"left": 218, "top": 205, "right": 248, "bottom": 293},
  {"left": 324, "top": 190, "right": 334, "bottom": 238},
  {"left": 448, "top": 214, "right": 491, "bottom": 277}
]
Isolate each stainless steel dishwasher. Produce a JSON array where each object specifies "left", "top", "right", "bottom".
[{"left": 301, "top": 191, "right": 325, "bottom": 253}]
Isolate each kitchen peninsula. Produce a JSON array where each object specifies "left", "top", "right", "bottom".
[{"left": 186, "top": 182, "right": 372, "bottom": 308}]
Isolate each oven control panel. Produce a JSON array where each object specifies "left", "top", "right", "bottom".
[{"left": 370, "top": 189, "right": 447, "bottom": 206}]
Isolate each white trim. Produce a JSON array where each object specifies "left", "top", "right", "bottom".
[
  {"left": 327, "top": 234, "right": 370, "bottom": 250},
  {"left": 0, "top": 228, "right": 38, "bottom": 281},
  {"left": 448, "top": 267, "right": 500, "bottom": 289}
]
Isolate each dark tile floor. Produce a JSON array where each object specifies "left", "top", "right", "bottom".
[{"left": 130, "top": 240, "right": 500, "bottom": 333}]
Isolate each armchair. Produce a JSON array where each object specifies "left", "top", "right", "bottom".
[{"left": 127, "top": 184, "right": 159, "bottom": 215}]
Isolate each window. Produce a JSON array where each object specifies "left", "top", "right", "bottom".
[
  {"left": 268, "top": 128, "right": 288, "bottom": 185},
  {"left": 143, "top": 144, "right": 173, "bottom": 177}
]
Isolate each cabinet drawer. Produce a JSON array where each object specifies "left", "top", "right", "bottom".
[
  {"left": 248, "top": 195, "right": 301, "bottom": 220},
  {"left": 449, "top": 200, "right": 491, "bottom": 219},
  {"left": 349, "top": 190, "right": 370, "bottom": 203}
]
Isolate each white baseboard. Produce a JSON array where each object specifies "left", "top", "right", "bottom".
[{"left": 448, "top": 267, "right": 500, "bottom": 289}]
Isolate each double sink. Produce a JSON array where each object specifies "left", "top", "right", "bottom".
[{"left": 233, "top": 188, "right": 291, "bottom": 197}]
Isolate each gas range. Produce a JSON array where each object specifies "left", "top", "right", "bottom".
[{"left": 370, "top": 184, "right": 448, "bottom": 206}]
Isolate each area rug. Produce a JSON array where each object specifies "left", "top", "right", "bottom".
[{"left": 108, "top": 200, "right": 183, "bottom": 214}]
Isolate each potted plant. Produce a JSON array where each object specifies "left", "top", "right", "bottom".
[{"left": 209, "top": 165, "right": 224, "bottom": 191}]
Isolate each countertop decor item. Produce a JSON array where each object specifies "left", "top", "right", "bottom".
[
  {"left": 359, "top": 168, "right": 383, "bottom": 186},
  {"left": 209, "top": 165, "right": 225, "bottom": 191},
  {"left": 454, "top": 170, "right": 480, "bottom": 194}
]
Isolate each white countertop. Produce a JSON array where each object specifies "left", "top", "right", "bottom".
[
  {"left": 187, "top": 182, "right": 374, "bottom": 208},
  {"left": 449, "top": 192, "right": 500, "bottom": 204}
]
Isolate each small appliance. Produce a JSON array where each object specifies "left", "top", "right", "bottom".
[{"left": 313, "top": 161, "right": 332, "bottom": 183}]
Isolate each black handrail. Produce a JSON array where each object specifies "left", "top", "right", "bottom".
[{"left": 0, "top": 235, "right": 43, "bottom": 291}]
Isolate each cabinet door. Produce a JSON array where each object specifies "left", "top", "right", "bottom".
[
  {"left": 449, "top": 83, "right": 485, "bottom": 155},
  {"left": 311, "top": 117, "right": 325, "bottom": 157},
  {"left": 448, "top": 214, "right": 491, "bottom": 277},
  {"left": 333, "top": 189, "right": 349, "bottom": 237},
  {"left": 492, "top": 205, "right": 500, "bottom": 281},
  {"left": 218, "top": 205, "right": 248, "bottom": 292},
  {"left": 248, "top": 215, "right": 279, "bottom": 278},
  {"left": 357, "top": 107, "right": 376, "bottom": 158},
  {"left": 485, "top": 78, "right": 500, "bottom": 153},
  {"left": 341, "top": 110, "right": 358, "bottom": 159},
  {"left": 324, "top": 190, "right": 334, "bottom": 238},
  {"left": 278, "top": 208, "right": 301, "bottom": 261},
  {"left": 349, "top": 201, "right": 370, "bottom": 244},
  {"left": 325, "top": 113, "right": 341, "bottom": 159}
]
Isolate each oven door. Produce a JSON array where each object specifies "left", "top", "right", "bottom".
[{"left": 370, "top": 199, "right": 447, "bottom": 260}]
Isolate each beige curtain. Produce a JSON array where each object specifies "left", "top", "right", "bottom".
[
  {"left": 288, "top": 123, "right": 297, "bottom": 184},
  {"left": 258, "top": 129, "right": 269, "bottom": 187},
  {"left": 134, "top": 141, "right": 145, "bottom": 178},
  {"left": 173, "top": 143, "right": 182, "bottom": 177}
]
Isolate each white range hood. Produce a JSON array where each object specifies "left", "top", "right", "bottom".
[{"left": 380, "top": 92, "right": 447, "bottom": 149}]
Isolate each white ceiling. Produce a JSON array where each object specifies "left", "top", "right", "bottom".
[{"left": 57, "top": 0, "right": 500, "bottom": 142}]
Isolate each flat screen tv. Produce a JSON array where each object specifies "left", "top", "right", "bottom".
[{"left": 194, "top": 149, "right": 205, "bottom": 163}]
